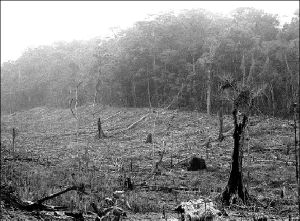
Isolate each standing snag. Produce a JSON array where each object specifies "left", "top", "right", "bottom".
[
  {"left": 222, "top": 107, "right": 249, "bottom": 205},
  {"left": 218, "top": 106, "right": 224, "bottom": 142},
  {"left": 12, "top": 128, "right": 16, "bottom": 157},
  {"left": 219, "top": 74, "right": 266, "bottom": 205},
  {"left": 97, "top": 117, "right": 106, "bottom": 139}
]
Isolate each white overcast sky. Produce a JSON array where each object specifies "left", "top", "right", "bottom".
[{"left": 1, "top": 1, "right": 299, "bottom": 64}]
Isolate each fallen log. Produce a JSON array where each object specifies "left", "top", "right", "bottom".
[
  {"left": 112, "top": 113, "right": 150, "bottom": 135},
  {"left": 1, "top": 184, "right": 87, "bottom": 212},
  {"left": 126, "top": 113, "right": 150, "bottom": 130},
  {"left": 37, "top": 184, "right": 87, "bottom": 205},
  {"left": 1, "top": 191, "right": 67, "bottom": 211}
]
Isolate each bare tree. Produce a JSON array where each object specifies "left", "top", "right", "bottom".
[
  {"left": 69, "top": 82, "right": 83, "bottom": 139},
  {"left": 218, "top": 101, "right": 224, "bottom": 141}
]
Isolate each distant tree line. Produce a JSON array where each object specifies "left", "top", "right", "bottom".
[{"left": 1, "top": 7, "right": 299, "bottom": 116}]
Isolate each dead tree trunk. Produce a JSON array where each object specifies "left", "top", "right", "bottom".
[
  {"left": 218, "top": 102, "right": 224, "bottom": 141},
  {"left": 9, "top": 88, "right": 13, "bottom": 115},
  {"left": 292, "top": 103, "right": 300, "bottom": 215},
  {"left": 94, "top": 65, "right": 102, "bottom": 107},
  {"left": 206, "top": 68, "right": 212, "bottom": 116},
  {"left": 97, "top": 117, "right": 106, "bottom": 139},
  {"left": 94, "top": 79, "right": 101, "bottom": 107},
  {"left": 241, "top": 52, "right": 246, "bottom": 87},
  {"left": 294, "top": 104, "right": 299, "bottom": 184},
  {"left": 270, "top": 84, "right": 276, "bottom": 116},
  {"left": 131, "top": 81, "right": 137, "bottom": 108},
  {"left": 75, "top": 82, "right": 82, "bottom": 139},
  {"left": 12, "top": 128, "right": 16, "bottom": 157},
  {"left": 147, "top": 65, "right": 152, "bottom": 110},
  {"left": 222, "top": 109, "right": 249, "bottom": 205}
]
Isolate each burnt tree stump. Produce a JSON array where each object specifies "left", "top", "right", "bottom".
[
  {"left": 187, "top": 157, "right": 206, "bottom": 171},
  {"left": 12, "top": 128, "right": 16, "bottom": 156},
  {"left": 222, "top": 109, "right": 249, "bottom": 205},
  {"left": 218, "top": 105, "right": 224, "bottom": 142},
  {"left": 124, "top": 177, "right": 134, "bottom": 190},
  {"left": 145, "top": 133, "right": 152, "bottom": 143},
  {"left": 97, "top": 117, "right": 106, "bottom": 139}
]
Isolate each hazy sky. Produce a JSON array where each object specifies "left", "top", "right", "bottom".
[{"left": 1, "top": 1, "right": 298, "bottom": 64}]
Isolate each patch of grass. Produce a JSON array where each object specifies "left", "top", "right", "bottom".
[
  {"left": 250, "top": 139, "right": 265, "bottom": 152},
  {"left": 128, "top": 191, "right": 162, "bottom": 213}
]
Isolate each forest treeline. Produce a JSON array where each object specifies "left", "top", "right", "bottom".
[{"left": 1, "top": 7, "right": 299, "bottom": 116}]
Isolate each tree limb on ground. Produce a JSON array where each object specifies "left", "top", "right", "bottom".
[
  {"left": 100, "top": 84, "right": 181, "bottom": 138},
  {"left": 126, "top": 113, "right": 150, "bottom": 130},
  {"left": 1, "top": 191, "right": 67, "bottom": 212},
  {"left": 1, "top": 184, "right": 87, "bottom": 212},
  {"left": 106, "top": 84, "right": 182, "bottom": 137},
  {"left": 112, "top": 113, "right": 150, "bottom": 136},
  {"left": 37, "top": 184, "right": 87, "bottom": 205}
]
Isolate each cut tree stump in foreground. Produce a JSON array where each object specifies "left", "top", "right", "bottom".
[
  {"left": 145, "top": 133, "right": 152, "bottom": 143},
  {"left": 97, "top": 117, "right": 106, "bottom": 138},
  {"left": 222, "top": 109, "right": 249, "bottom": 205}
]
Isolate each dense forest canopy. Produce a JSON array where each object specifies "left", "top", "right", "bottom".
[{"left": 1, "top": 7, "right": 299, "bottom": 116}]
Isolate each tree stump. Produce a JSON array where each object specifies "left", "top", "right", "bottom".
[
  {"left": 97, "top": 117, "right": 106, "bottom": 139},
  {"left": 124, "top": 177, "right": 133, "bottom": 190},
  {"left": 218, "top": 107, "right": 224, "bottom": 142},
  {"left": 12, "top": 128, "right": 16, "bottom": 156},
  {"left": 145, "top": 133, "right": 152, "bottom": 143},
  {"left": 187, "top": 157, "right": 206, "bottom": 171}
]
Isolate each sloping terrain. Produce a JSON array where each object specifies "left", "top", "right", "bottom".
[{"left": 1, "top": 104, "right": 299, "bottom": 220}]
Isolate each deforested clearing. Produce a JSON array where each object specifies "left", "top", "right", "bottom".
[
  {"left": 1, "top": 104, "right": 298, "bottom": 220},
  {"left": 1, "top": 2, "right": 299, "bottom": 220}
]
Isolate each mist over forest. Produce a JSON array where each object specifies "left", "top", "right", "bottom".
[{"left": 1, "top": 7, "right": 299, "bottom": 117}]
